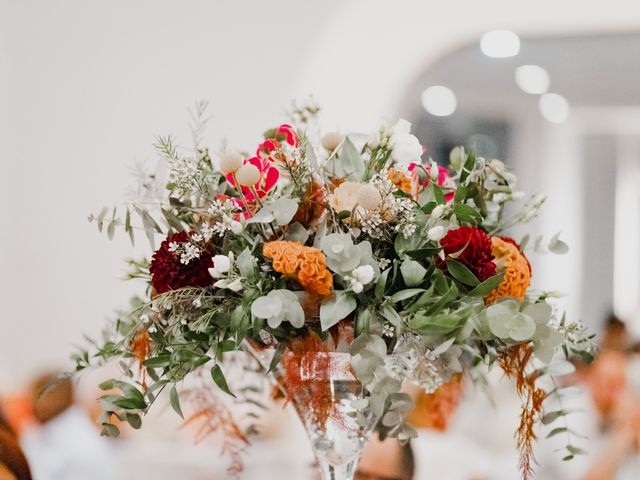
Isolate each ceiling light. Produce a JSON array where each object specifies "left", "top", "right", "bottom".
[
  {"left": 515, "top": 65, "right": 550, "bottom": 94},
  {"left": 421, "top": 86, "right": 457, "bottom": 117},
  {"left": 539, "top": 93, "right": 570, "bottom": 123},
  {"left": 480, "top": 30, "right": 520, "bottom": 58}
]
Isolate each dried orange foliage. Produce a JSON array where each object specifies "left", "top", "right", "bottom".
[
  {"left": 407, "top": 373, "right": 464, "bottom": 431},
  {"left": 282, "top": 333, "right": 334, "bottom": 427},
  {"left": 181, "top": 387, "right": 250, "bottom": 478},
  {"left": 498, "top": 343, "right": 547, "bottom": 480},
  {"left": 486, "top": 237, "right": 532, "bottom": 304},
  {"left": 387, "top": 168, "right": 415, "bottom": 196},
  {"left": 130, "top": 328, "right": 150, "bottom": 391},
  {"left": 263, "top": 240, "right": 333, "bottom": 296},
  {"left": 291, "top": 180, "right": 326, "bottom": 226}
]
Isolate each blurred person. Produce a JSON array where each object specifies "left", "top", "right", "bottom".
[
  {"left": 20, "top": 373, "right": 117, "bottom": 480},
  {"left": 0, "top": 407, "right": 32, "bottom": 480},
  {"left": 355, "top": 434, "right": 414, "bottom": 480},
  {"left": 535, "top": 314, "right": 640, "bottom": 479}
]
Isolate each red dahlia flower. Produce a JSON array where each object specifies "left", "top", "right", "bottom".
[
  {"left": 440, "top": 226, "right": 496, "bottom": 281},
  {"left": 149, "top": 231, "right": 214, "bottom": 294}
]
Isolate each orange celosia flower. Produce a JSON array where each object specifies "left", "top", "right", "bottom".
[
  {"left": 486, "top": 237, "right": 531, "bottom": 304},
  {"left": 263, "top": 240, "right": 333, "bottom": 296}
]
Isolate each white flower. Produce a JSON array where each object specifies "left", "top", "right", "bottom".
[
  {"left": 191, "top": 233, "right": 203, "bottom": 243},
  {"left": 431, "top": 204, "right": 445, "bottom": 219},
  {"left": 382, "top": 324, "right": 395, "bottom": 337},
  {"left": 148, "top": 325, "right": 157, "bottom": 333},
  {"left": 215, "top": 278, "right": 243, "bottom": 292},
  {"left": 427, "top": 225, "right": 445, "bottom": 242},
  {"left": 140, "top": 314, "right": 150, "bottom": 324},
  {"left": 230, "top": 220, "right": 243, "bottom": 234},
  {"left": 352, "top": 281, "right": 364, "bottom": 294},
  {"left": 352, "top": 265, "right": 375, "bottom": 285},
  {"left": 328, "top": 181, "right": 364, "bottom": 213},
  {"left": 209, "top": 254, "right": 232, "bottom": 278},
  {"left": 355, "top": 184, "right": 382, "bottom": 211},
  {"left": 390, "top": 119, "right": 423, "bottom": 168},
  {"left": 192, "top": 298, "right": 202, "bottom": 308},
  {"left": 378, "top": 257, "right": 391, "bottom": 269}
]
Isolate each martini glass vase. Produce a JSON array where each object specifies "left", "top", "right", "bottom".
[{"left": 244, "top": 342, "right": 377, "bottom": 480}]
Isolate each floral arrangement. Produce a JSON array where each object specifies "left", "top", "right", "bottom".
[{"left": 78, "top": 100, "right": 595, "bottom": 479}]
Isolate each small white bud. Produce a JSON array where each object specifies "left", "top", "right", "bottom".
[
  {"left": 427, "top": 225, "right": 445, "bottom": 242},
  {"left": 235, "top": 163, "right": 260, "bottom": 186},
  {"left": 230, "top": 220, "right": 243, "bottom": 234},
  {"left": 429, "top": 161, "right": 440, "bottom": 182},
  {"left": 431, "top": 204, "right": 445, "bottom": 219},
  {"left": 352, "top": 265, "right": 375, "bottom": 285},
  {"left": 192, "top": 298, "right": 202, "bottom": 308},
  {"left": 220, "top": 152, "right": 245, "bottom": 174},
  {"left": 356, "top": 184, "right": 382, "bottom": 211},
  {"left": 321, "top": 132, "right": 343, "bottom": 151},
  {"left": 352, "top": 281, "right": 364, "bottom": 294}
]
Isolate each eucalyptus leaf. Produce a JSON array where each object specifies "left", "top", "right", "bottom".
[
  {"left": 320, "top": 291, "right": 356, "bottom": 331},
  {"left": 170, "top": 386, "right": 183, "bottom": 419},
  {"left": 211, "top": 364, "right": 236, "bottom": 397},
  {"left": 447, "top": 259, "right": 480, "bottom": 286}
]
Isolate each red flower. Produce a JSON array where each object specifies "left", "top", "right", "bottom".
[
  {"left": 440, "top": 226, "right": 496, "bottom": 281},
  {"left": 149, "top": 231, "right": 213, "bottom": 294}
]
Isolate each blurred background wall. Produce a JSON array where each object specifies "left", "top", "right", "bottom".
[{"left": 1, "top": 0, "right": 640, "bottom": 408}]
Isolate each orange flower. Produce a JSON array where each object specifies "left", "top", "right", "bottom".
[
  {"left": 407, "top": 373, "right": 464, "bottom": 431},
  {"left": 263, "top": 240, "right": 333, "bottom": 296},
  {"left": 387, "top": 168, "right": 415, "bottom": 196},
  {"left": 485, "top": 237, "right": 531, "bottom": 304}
]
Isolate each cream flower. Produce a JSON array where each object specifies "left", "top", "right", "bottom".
[{"left": 328, "top": 181, "right": 364, "bottom": 213}]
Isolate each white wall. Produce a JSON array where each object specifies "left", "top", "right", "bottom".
[{"left": 2, "top": 0, "right": 640, "bottom": 386}]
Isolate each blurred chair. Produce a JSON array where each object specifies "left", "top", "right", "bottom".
[
  {"left": 0, "top": 407, "right": 32, "bottom": 480},
  {"left": 20, "top": 373, "right": 117, "bottom": 480}
]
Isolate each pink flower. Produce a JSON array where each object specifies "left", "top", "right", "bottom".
[
  {"left": 276, "top": 124, "right": 298, "bottom": 147},
  {"left": 257, "top": 139, "right": 280, "bottom": 159},
  {"left": 409, "top": 163, "right": 454, "bottom": 202}
]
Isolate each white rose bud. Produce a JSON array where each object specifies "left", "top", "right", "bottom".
[
  {"left": 427, "top": 225, "right": 445, "bottom": 242},
  {"left": 356, "top": 184, "right": 382, "bottom": 211},
  {"left": 220, "top": 152, "right": 244, "bottom": 174},
  {"left": 235, "top": 163, "right": 260, "bottom": 186},
  {"left": 230, "top": 220, "right": 243, "bottom": 234},
  {"left": 488, "top": 159, "right": 505, "bottom": 172},
  {"left": 210, "top": 255, "right": 231, "bottom": 277},
  {"left": 351, "top": 281, "right": 364, "bottom": 294},
  {"left": 431, "top": 204, "right": 445, "bottom": 219},
  {"left": 429, "top": 161, "right": 440, "bottom": 182},
  {"left": 321, "top": 132, "right": 343, "bottom": 151}
]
